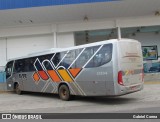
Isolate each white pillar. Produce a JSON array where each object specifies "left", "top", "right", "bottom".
[
  {"left": 117, "top": 26, "right": 121, "bottom": 40},
  {"left": 6, "top": 38, "right": 8, "bottom": 61},
  {"left": 51, "top": 24, "right": 58, "bottom": 48},
  {"left": 53, "top": 32, "right": 57, "bottom": 48}
]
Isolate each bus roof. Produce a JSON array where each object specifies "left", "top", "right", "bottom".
[{"left": 7, "top": 38, "right": 138, "bottom": 61}]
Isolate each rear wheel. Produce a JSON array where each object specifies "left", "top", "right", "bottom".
[
  {"left": 15, "top": 83, "right": 22, "bottom": 95},
  {"left": 58, "top": 85, "right": 71, "bottom": 101}
]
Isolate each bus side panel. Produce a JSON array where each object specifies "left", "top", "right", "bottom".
[
  {"left": 22, "top": 72, "right": 55, "bottom": 93},
  {"left": 6, "top": 73, "right": 23, "bottom": 91},
  {"left": 22, "top": 72, "right": 37, "bottom": 92},
  {"left": 6, "top": 78, "right": 14, "bottom": 91},
  {"left": 75, "top": 63, "right": 114, "bottom": 96}
]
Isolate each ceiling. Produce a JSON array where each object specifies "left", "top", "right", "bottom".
[{"left": 0, "top": 0, "right": 160, "bottom": 27}]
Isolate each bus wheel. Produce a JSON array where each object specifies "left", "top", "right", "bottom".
[
  {"left": 15, "top": 83, "right": 22, "bottom": 95},
  {"left": 58, "top": 85, "right": 70, "bottom": 101}
]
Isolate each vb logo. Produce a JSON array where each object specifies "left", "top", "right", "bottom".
[{"left": 32, "top": 58, "right": 82, "bottom": 83}]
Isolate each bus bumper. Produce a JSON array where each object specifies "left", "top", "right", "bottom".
[{"left": 115, "top": 83, "right": 144, "bottom": 96}]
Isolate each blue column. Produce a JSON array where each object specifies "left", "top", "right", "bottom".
[{"left": 0, "top": 72, "right": 6, "bottom": 83}]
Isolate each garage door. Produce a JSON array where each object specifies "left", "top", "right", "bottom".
[
  {"left": 7, "top": 34, "right": 53, "bottom": 60},
  {"left": 0, "top": 38, "right": 7, "bottom": 69}
]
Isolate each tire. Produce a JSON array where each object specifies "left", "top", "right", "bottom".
[
  {"left": 58, "top": 85, "right": 71, "bottom": 101},
  {"left": 15, "top": 83, "right": 22, "bottom": 95}
]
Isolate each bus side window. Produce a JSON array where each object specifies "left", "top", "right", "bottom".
[
  {"left": 94, "top": 44, "right": 112, "bottom": 66},
  {"left": 5, "top": 61, "right": 14, "bottom": 78},
  {"left": 13, "top": 61, "right": 18, "bottom": 73},
  {"left": 52, "top": 53, "right": 60, "bottom": 67},
  {"left": 28, "top": 58, "right": 35, "bottom": 71},
  {"left": 85, "top": 44, "right": 112, "bottom": 68},
  {"left": 14, "top": 60, "right": 25, "bottom": 73},
  {"left": 62, "top": 50, "right": 76, "bottom": 69},
  {"left": 75, "top": 47, "right": 95, "bottom": 68}
]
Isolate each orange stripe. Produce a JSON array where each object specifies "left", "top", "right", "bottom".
[
  {"left": 47, "top": 70, "right": 61, "bottom": 82},
  {"left": 38, "top": 71, "right": 49, "bottom": 80},
  {"left": 58, "top": 69, "right": 73, "bottom": 82},
  {"left": 69, "top": 68, "right": 81, "bottom": 78},
  {"left": 33, "top": 72, "right": 40, "bottom": 82}
]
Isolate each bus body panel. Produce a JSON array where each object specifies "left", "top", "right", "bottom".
[
  {"left": 113, "top": 39, "right": 143, "bottom": 96},
  {"left": 6, "top": 38, "right": 144, "bottom": 98},
  {"left": 75, "top": 63, "right": 114, "bottom": 96}
]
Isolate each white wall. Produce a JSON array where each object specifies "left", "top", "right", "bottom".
[
  {"left": 0, "top": 25, "right": 52, "bottom": 37},
  {"left": 7, "top": 34, "right": 53, "bottom": 60},
  {"left": 57, "top": 32, "right": 74, "bottom": 48},
  {"left": 0, "top": 34, "right": 54, "bottom": 66},
  {"left": 0, "top": 38, "right": 7, "bottom": 66},
  {"left": 0, "top": 32, "right": 75, "bottom": 66}
]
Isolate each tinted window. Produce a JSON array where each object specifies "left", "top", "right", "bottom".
[
  {"left": 38, "top": 54, "right": 53, "bottom": 62},
  {"left": 35, "top": 54, "right": 54, "bottom": 71},
  {"left": 73, "top": 46, "right": 100, "bottom": 68},
  {"left": 14, "top": 57, "right": 36, "bottom": 73},
  {"left": 34, "top": 59, "right": 43, "bottom": 71},
  {"left": 61, "top": 49, "right": 83, "bottom": 69},
  {"left": 14, "top": 59, "right": 25, "bottom": 72},
  {"left": 85, "top": 44, "right": 112, "bottom": 68},
  {"left": 5, "top": 61, "right": 14, "bottom": 78},
  {"left": 51, "top": 52, "right": 69, "bottom": 69},
  {"left": 43, "top": 61, "right": 53, "bottom": 70},
  {"left": 27, "top": 58, "right": 36, "bottom": 71}
]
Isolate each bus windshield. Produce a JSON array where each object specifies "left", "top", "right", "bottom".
[{"left": 5, "top": 61, "right": 14, "bottom": 79}]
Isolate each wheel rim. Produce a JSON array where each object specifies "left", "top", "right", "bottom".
[
  {"left": 59, "top": 85, "right": 70, "bottom": 100},
  {"left": 16, "top": 84, "right": 20, "bottom": 94},
  {"left": 61, "top": 89, "right": 67, "bottom": 97}
]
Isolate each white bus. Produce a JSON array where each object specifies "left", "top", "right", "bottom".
[{"left": 6, "top": 38, "right": 144, "bottom": 100}]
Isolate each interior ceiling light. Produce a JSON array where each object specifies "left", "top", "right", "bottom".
[
  {"left": 18, "top": 20, "right": 23, "bottom": 24},
  {"left": 155, "top": 11, "right": 160, "bottom": 16},
  {"left": 29, "top": 20, "right": 33, "bottom": 23},
  {"left": 83, "top": 15, "right": 89, "bottom": 22},
  {"left": 137, "top": 29, "right": 140, "bottom": 32},
  {"left": 15, "top": 19, "right": 34, "bottom": 24}
]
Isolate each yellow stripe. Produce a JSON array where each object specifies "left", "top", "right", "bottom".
[
  {"left": 58, "top": 69, "right": 73, "bottom": 82},
  {"left": 144, "top": 81, "right": 160, "bottom": 84},
  {"left": 125, "top": 70, "right": 129, "bottom": 75}
]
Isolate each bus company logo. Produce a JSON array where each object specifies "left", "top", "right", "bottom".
[
  {"left": 2, "top": 114, "right": 11, "bottom": 119},
  {"left": 32, "top": 58, "right": 82, "bottom": 83}
]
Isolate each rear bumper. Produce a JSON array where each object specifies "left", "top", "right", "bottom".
[{"left": 114, "top": 83, "right": 144, "bottom": 96}]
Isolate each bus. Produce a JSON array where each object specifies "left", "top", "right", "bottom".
[{"left": 5, "top": 38, "right": 144, "bottom": 101}]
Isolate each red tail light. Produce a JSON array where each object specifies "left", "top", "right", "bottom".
[{"left": 118, "top": 71, "right": 124, "bottom": 85}]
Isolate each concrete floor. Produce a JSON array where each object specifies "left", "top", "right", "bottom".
[{"left": 0, "top": 83, "right": 159, "bottom": 113}]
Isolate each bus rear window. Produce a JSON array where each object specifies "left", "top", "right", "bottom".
[{"left": 118, "top": 41, "right": 142, "bottom": 63}]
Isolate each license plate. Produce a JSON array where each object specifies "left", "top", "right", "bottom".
[{"left": 130, "top": 85, "right": 137, "bottom": 90}]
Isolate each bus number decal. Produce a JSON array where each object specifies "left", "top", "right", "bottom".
[
  {"left": 97, "top": 72, "right": 108, "bottom": 76},
  {"left": 19, "top": 74, "right": 27, "bottom": 79}
]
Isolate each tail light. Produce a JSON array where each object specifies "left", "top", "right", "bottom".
[{"left": 118, "top": 71, "right": 124, "bottom": 85}]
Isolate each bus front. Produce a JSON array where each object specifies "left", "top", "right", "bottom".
[{"left": 115, "top": 39, "right": 144, "bottom": 95}]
